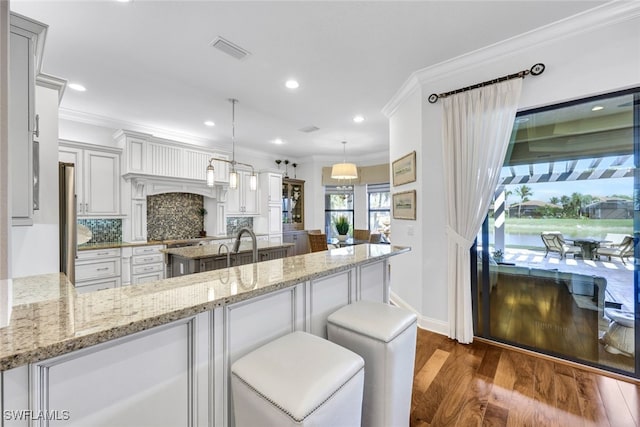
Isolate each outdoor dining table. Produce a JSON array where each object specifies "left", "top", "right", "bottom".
[{"left": 569, "top": 238, "right": 609, "bottom": 260}]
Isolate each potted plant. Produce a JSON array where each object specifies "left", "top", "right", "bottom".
[
  {"left": 335, "top": 215, "right": 350, "bottom": 242},
  {"left": 198, "top": 207, "right": 208, "bottom": 237},
  {"left": 492, "top": 249, "right": 503, "bottom": 263}
]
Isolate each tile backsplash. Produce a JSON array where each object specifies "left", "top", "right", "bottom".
[
  {"left": 226, "top": 217, "right": 253, "bottom": 236},
  {"left": 147, "top": 193, "right": 204, "bottom": 240},
  {"left": 78, "top": 219, "right": 122, "bottom": 243}
]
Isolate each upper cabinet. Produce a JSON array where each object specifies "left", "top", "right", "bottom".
[
  {"left": 226, "top": 169, "right": 259, "bottom": 215},
  {"left": 282, "top": 178, "right": 304, "bottom": 231},
  {"left": 59, "top": 141, "right": 122, "bottom": 217},
  {"left": 9, "top": 13, "right": 47, "bottom": 226}
]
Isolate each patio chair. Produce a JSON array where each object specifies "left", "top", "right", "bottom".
[
  {"left": 540, "top": 231, "right": 581, "bottom": 259},
  {"left": 595, "top": 235, "right": 635, "bottom": 264},
  {"left": 308, "top": 233, "right": 329, "bottom": 252}
]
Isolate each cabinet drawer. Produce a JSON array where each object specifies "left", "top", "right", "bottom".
[
  {"left": 77, "top": 248, "right": 121, "bottom": 260},
  {"left": 131, "top": 272, "right": 164, "bottom": 285},
  {"left": 75, "top": 277, "right": 121, "bottom": 294},
  {"left": 76, "top": 259, "right": 121, "bottom": 281},
  {"left": 132, "top": 263, "right": 163, "bottom": 275},
  {"left": 132, "top": 253, "right": 163, "bottom": 265},
  {"left": 133, "top": 245, "right": 164, "bottom": 255}
]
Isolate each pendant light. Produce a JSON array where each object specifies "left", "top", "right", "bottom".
[
  {"left": 206, "top": 99, "right": 257, "bottom": 190},
  {"left": 331, "top": 141, "right": 358, "bottom": 180}
]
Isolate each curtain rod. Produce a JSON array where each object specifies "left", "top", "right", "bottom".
[{"left": 427, "top": 63, "right": 545, "bottom": 104}]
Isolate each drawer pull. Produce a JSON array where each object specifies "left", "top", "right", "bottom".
[
  {"left": 143, "top": 257, "right": 155, "bottom": 261},
  {"left": 96, "top": 267, "right": 109, "bottom": 271},
  {"left": 144, "top": 267, "right": 154, "bottom": 271},
  {"left": 97, "top": 252, "right": 110, "bottom": 256}
]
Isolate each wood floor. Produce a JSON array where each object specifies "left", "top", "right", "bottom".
[{"left": 411, "top": 328, "right": 640, "bottom": 426}]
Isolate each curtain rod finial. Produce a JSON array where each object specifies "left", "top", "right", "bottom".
[{"left": 428, "top": 93, "right": 439, "bottom": 104}]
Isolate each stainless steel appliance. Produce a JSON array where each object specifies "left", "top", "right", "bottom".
[{"left": 59, "top": 162, "right": 77, "bottom": 284}]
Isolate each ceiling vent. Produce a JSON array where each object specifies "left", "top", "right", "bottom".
[
  {"left": 299, "top": 125, "right": 320, "bottom": 133},
  {"left": 210, "top": 37, "right": 250, "bottom": 60}
]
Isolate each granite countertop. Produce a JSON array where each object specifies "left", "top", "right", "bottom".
[
  {"left": 162, "top": 241, "right": 295, "bottom": 259},
  {"left": 78, "top": 235, "right": 268, "bottom": 251},
  {"left": 0, "top": 244, "right": 410, "bottom": 371}
]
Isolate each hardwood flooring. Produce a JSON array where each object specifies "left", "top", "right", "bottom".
[{"left": 411, "top": 328, "right": 640, "bottom": 426}]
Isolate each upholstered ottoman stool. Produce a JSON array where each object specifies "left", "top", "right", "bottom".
[
  {"left": 601, "top": 308, "right": 635, "bottom": 357},
  {"left": 231, "top": 331, "right": 365, "bottom": 427},
  {"left": 327, "top": 301, "right": 418, "bottom": 427}
]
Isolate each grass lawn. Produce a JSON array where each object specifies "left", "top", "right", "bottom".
[{"left": 488, "top": 218, "right": 632, "bottom": 248}]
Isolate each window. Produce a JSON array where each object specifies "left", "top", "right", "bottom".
[
  {"left": 368, "top": 183, "right": 390, "bottom": 233},
  {"left": 324, "top": 185, "right": 354, "bottom": 238}
]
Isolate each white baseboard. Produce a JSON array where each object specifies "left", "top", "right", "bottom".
[{"left": 390, "top": 290, "right": 449, "bottom": 336}]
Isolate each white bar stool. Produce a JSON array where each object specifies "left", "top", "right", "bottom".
[
  {"left": 231, "top": 331, "right": 365, "bottom": 427},
  {"left": 328, "top": 301, "right": 418, "bottom": 427}
]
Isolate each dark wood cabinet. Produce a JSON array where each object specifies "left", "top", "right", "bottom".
[{"left": 283, "top": 230, "right": 310, "bottom": 256}]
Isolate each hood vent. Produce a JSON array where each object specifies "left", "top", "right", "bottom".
[
  {"left": 210, "top": 37, "right": 251, "bottom": 60},
  {"left": 299, "top": 125, "right": 320, "bottom": 133}
]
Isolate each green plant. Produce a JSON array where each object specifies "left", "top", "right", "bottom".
[
  {"left": 335, "top": 215, "right": 350, "bottom": 235},
  {"left": 199, "top": 207, "right": 207, "bottom": 217},
  {"left": 492, "top": 249, "right": 503, "bottom": 260}
]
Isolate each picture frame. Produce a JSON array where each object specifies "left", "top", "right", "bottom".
[
  {"left": 392, "top": 190, "right": 416, "bottom": 220},
  {"left": 392, "top": 151, "right": 416, "bottom": 186}
]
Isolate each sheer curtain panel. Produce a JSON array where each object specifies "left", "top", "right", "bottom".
[{"left": 442, "top": 79, "right": 522, "bottom": 343}]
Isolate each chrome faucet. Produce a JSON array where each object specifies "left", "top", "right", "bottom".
[
  {"left": 233, "top": 227, "right": 258, "bottom": 263},
  {"left": 218, "top": 243, "right": 231, "bottom": 268}
]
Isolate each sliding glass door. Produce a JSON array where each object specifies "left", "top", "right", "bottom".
[{"left": 475, "top": 88, "right": 639, "bottom": 376}]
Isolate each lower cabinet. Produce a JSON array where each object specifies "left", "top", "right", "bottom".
[
  {"left": 170, "top": 247, "right": 290, "bottom": 277},
  {"left": 130, "top": 244, "right": 165, "bottom": 285},
  {"left": 2, "top": 259, "right": 388, "bottom": 427},
  {"left": 283, "top": 230, "right": 309, "bottom": 255},
  {"left": 75, "top": 248, "right": 122, "bottom": 293}
]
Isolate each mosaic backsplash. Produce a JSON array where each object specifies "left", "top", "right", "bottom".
[
  {"left": 147, "top": 193, "right": 204, "bottom": 240},
  {"left": 226, "top": 217, "right": 253, "bottom": 236},
  {"left": 78, "top": 219, "right": 122, "bottom": 244}
]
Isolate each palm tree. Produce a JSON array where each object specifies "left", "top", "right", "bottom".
[
  {"left": 549, "top": 196, "right": 560, "bottom": 205},
  {"left": 514, "top": 185, "right": 533, "bottom": 218}
]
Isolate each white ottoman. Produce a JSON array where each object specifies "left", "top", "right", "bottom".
[
  {"left": 327, "top": 301, "right": 418, "bottom": 427},
  {"left": 601, "top": 308, "right": 635, "bottom": 357},
  {"left": 231, "top": 331, "right": 365, "bottom": 427}
]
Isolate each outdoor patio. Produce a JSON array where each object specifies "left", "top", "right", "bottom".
[{"left": 500, "top": 247, "right": 634, "bottom": 311}]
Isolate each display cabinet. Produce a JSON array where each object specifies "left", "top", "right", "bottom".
[{"left": 282, "top": 178, "right": 304, "bottom": 231}]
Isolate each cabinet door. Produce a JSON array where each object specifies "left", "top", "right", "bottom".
[
  {"left": 267, "top": 205, "right": 282, "bottom": 235},
  {"left": 226, "top": 184, "right": 242, "bottom": 214},
  {"left": 84, "top": 150, "right": 120, "bottom": 215},
  {"left": 9, "top": 30, "right": 34, "bottom": 225},
  {"left": 267, "top": 173, "right": 282, "bottom": 205},
  {"left": 59, "top": 145, "right": 84, "bottom": 215},
  {"left": 242, "top": 171, "right": 258, "bottom": 214}
]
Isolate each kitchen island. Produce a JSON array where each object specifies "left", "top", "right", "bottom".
[
  {"left": 163, "top": 241, "right": 294, "bottom": 277},
  {"left": 1, "top": 244, "right": 409, "bottom": 427}
]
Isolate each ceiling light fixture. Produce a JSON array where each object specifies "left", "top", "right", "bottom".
[
  {"left": 206, "top": 99, "right": 257, "bottom": 191},
  {"left": 353, "top": 115, "right": 364, "bottom": 123},
  {"left": 331, "top": 141, "right": 358, "bottom": 180},
  {"left": 285, "top": 79, "right": 299, "bottom": 89},
  {"left": 68, "top": 83, "right": 86, "bottom": 92},
  {"left": 273, "top": 138, "right": 284, "bottom": 145},
  {"left": 204, "top": 121, "right": 215, "bottom": 127}
]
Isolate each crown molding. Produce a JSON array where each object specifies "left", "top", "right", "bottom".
[
  {"left": 382, "top": 1, "right": 640, "bottom": 117},
  {"left": 36, "top": 73, "right": 66, "bottom": 103}
]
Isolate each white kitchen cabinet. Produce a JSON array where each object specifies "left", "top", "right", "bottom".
[
  {"left": 59, "top": 140, "right": 122, "bottom": 217},
  {"left": 130, "top": 244, "right": 165, "bottom": 285},
  {"left": 9, "top": 14, "right": 46, "bottom": 226},
  {"left": 75, "top": 247, "right": 122, "bottom": 291},
  {"left": 226, "top": 169, "right": 259, "bottom": 215}
]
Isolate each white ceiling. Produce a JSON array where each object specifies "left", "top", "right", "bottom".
[{"left": 11, "top": 0, "right": 606, "bottom": 160}]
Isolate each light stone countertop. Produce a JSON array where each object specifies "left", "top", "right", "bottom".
[
  {"left": 162, "top": 241, "right": 295, "bottom": 259},
  {"left": 77, "top": 234, "right": 269, "bottom": 251},
  {"left": 0, "top": 244, "right": 410, "bottom": 371}
]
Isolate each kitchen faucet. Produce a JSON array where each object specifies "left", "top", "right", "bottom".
[{"left": 233, "top": 227, "right": 258, "bottom": 263}]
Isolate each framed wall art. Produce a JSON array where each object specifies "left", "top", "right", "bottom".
[
  {"left": 392, "top": 151, "right": 416, "bottom": 186},
  {"left": 392, "top": 190, "right": 416, "bottom": 220}
]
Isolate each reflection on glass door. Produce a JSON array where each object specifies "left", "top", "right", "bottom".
[{"left": 475, "top": 89, "right": 638, "bottom": 377}]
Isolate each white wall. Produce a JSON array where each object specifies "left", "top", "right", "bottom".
[
  {"left": 0, "top": 0, "right": 9, "bottom": 280},
  {"left": 12, "top": 85, "right": 60, "bottom": 277},
  {"left": 385, "top": 3, "right": 640, "bottom": 334}
]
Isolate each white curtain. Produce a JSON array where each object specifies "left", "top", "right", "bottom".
[{"left": 442, "top": 78, "right": 523, "bottom": 343}]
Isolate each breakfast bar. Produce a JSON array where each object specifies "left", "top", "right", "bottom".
[{"left": 1, "top": 244, "right": 409, "bottom": 427}]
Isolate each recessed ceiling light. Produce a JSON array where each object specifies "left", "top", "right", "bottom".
[
  {"left": 116, "top": 0, "right": 132, "bottom": 3},
  {"left": 204, "top": 121, "right": 215, "bottom": 127},
  {"left": 285, "top": 80, "right": 299, "bottom": 89},
  {"left": 68, "top": 83, "right": 86, "bottom": 92},
  {"left": 353, "top": 115, "right": 365, "bottom": 123},
  {"left": 591, "top": 105, "right": 604, "bottom": 111},
  {"left": 272, "top": 138, "right": 284, "bottom": 145}
]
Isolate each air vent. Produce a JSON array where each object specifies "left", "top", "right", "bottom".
[
  {"left": 210, "top": 37, "right": 250, "bottom": 60},
  {"left": 299, "top": 125, "right": 320, "bottom": 133}
]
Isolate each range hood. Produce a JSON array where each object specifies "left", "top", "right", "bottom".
[{"left": 123, "top": 172, "right": 227, "bottom": 199}]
